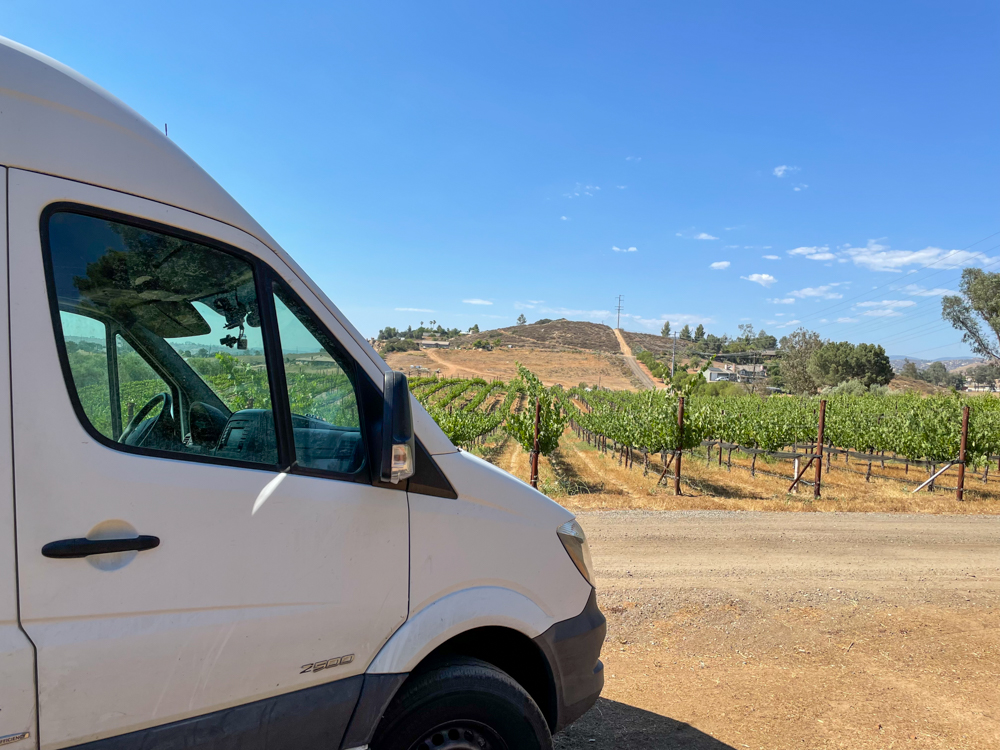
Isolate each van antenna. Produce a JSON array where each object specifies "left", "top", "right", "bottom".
[{"left": 164, "top": 123, "right": 168, "bottom": 137}]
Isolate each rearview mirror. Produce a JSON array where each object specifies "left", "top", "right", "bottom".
[{"left": 380, "top": 371, "right": 415, "bottom": 484}]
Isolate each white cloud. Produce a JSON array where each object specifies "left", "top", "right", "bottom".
[
  {"left": 676, "top": 228, "right": 718, "bottom": 240},
  {"left": 463, "top": 298, "right": 493, "bottom": 305},
  {"left": 709, "top": 261, "right": 731, "bottom": 270},
  {"left": 789, "top": 283, "right": 845, "bottom": 300},
  {"left": 862, "top": 309, "right": 903, "bottom": 318},
  {"left": 725, "top": 225, "right": 744, "bottom": 231},
  {"left": 853, "top": 299, "right": 917, "bottom": 318},
  {"left": 775, "top": 313, "right": 785, "bottom": 317},
  {"left": 539, "top": 306, "right": 610, "bottom": 319},
  {"left": 836, "top": 317, "right": 859, "bottom": 323},
  {"left": 773, "top": 319, "right": 801, "bottom": 329},
  {"left": 626, "top": 156, "right": 641, "bottom": 161},
  {"left": 562, "top": 183, "right": 601, "bottom": 199},
  {"left": 773, "top": 165, "right": 800, "bottom": 177},
  {"left": 560, "top": 216, "right": 568, "bottom": 221},
  {"left": 767, "top": 298, "right": 796, "bottom": 304},
  {"left": 899, "top": 284, "right": 952, "bottom": 296},
  {"left": 763, "top": 255, "right": 781, "bottom": 260},
  {"left": 395, "top": 307, "right": 434, "bottom": 312},
  {"left": 840, "top": 239, "right": 999, "bottom": 273},
  {"left": 741, "top": 273, "right": 777, "bottom": 288},
  {"left": 788, "top": 245, "right": 836, "bottom": 261},
  {"left": 855, "top": 300, "right": 916, "bottom": 309},
  {"left": 612, "top": 246, "right": 638, "bottom": 253},
  {"left": 514, "top": 300, "right": 545, "bottom": 310},
  {"left": 616, "top": 185, "right": 627, "bottom": 189},
  {"left": 724, "top": 244, "right": 740, "bottom": 249},
  {"left": 793, "top": 184, "right": 808, "bottom": 191}
]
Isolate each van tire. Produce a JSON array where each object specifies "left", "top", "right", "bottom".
[{"left": 371, "top": 657, "right": 553, "bottom": 750}]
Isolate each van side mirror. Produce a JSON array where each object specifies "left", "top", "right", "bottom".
[{"left": 380, "top": 371, "right": 415, "bottom": 484}]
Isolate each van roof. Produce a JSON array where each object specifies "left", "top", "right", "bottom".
[{"left": 0, "top": 36, "right": 272, "bottom": 248}]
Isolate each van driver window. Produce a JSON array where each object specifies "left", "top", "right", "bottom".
[
  {"left": 45, "top": 211, "right": 278, "bottom": 466},
  {"left": 272, "top": 283, "right": 365, "bottom": 475}
]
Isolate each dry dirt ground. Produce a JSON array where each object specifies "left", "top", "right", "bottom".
[
  {"left": 553, "top": 510, "right": 1000, "bottom": 750},
  {"left": 385, "top": 348, "right": 637, "bottom": 390}
]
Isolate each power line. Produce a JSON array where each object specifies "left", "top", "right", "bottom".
[{"left": 614, "top": 295, "right": 624, "bottom": 330}]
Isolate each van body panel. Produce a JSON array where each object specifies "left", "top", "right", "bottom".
[
  {"left": 0, "top": 166, "right": 40, "bottom": 748},
  {"left": 370, "top": 451, "right": 593, "bottom": 674},
  {"left": 9, "top": 171, "right": 408, "bottom": 749},
  {"left": 60, "top": 677, "right": 363, "bottom": 750},
  {"left": 0, "top": 38, "right": 456, "bottom": 457},
  {"left": 366, "top": 586, "right": 551, "bottom": 674},
  {"left": 410, "top": 451, "right": 589, "bottom": 617}
]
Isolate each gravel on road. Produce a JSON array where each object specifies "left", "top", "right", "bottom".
[{"left": 554, "top": 510, "right": 1000, "bottom": 750}]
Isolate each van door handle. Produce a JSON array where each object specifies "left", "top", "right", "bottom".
[{"left": 42, "top": 536, "right": 160, "bottom": 559}]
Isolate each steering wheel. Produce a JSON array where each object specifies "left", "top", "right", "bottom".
[{"left": 120, "top": 391, "right": 172, "bottom": 446}]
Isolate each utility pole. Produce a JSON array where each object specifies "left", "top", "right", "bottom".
[
  {"left": 671, "top": 334, "right": 677, "bottom": 378},
  {"left": 614, "top": 295, "right": 624, "bottom": 330}
]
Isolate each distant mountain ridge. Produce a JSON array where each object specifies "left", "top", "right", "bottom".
[{"left": 888, "top": 355, "right": 983, "bottom": 372}]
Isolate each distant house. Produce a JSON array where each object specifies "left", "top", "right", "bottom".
[
  {"left": 702, "top": 363, "right": 767, "bottom": 383},
  {"left": 734, "top": 363, "right": 767, "bottom": 383},
  {"left": 419, "top": 339, "right": 450, "bottom": 349},
  {"left": 703, "top": 366, "right": 735, "bottom": 382}
]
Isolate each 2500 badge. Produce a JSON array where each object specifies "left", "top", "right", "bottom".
[{"left": 300, "top": 653, "right": 354, "bottom": 674}]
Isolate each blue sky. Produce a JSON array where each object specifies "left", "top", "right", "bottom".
[{"left": 8, "top": 1, "right": 999, "bottom": 358}]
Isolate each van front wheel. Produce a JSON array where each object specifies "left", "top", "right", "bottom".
[{"left": 371, "top": 657, "right": 553, "bottom": 750}]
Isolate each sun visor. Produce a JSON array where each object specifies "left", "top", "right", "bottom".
[{"left": 130, "top": 300, "right": 210, "bottom": 338}]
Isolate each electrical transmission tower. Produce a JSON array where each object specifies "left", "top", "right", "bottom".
[{"left": 615, "top": 295, "right": 624, "bottom": 330}]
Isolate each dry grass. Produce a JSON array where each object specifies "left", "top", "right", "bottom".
[
  {"left": 476, "top": 428, "right": 1000, "bottom": 514},
  {"left": 385, "top": 348, "right": 636, "bottom": 390}
]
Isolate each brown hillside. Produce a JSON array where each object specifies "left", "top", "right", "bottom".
[
  {"left": 453, "top": 319, "right": 620, "bottom": 352},
  {"left": 620, "top": 330, "right": 697, "bottom": 357},
  {"left": 887, "top": 376, "right": 950, "bottom": 395}
]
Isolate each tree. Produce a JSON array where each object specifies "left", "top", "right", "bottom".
[
  {"left": 661, "top": 321, "right": 671, "bottom": 337},
  {"left": 470, "top": 324, "right": 480, "bottom": 334},
  {"left": 778, "top": 328, "right": 823, "bottom": 394},
  {"left": 738, "top": 323, "right": 755, "bottom": 343},
  {"left": 942, "top": 268, "right": 1000, "bottom": 364},
  {"left": 900, "top": 359, "right": 920, "bottom": 379},
  {"left": 516, "top": 314, "right": 527, "bottom": 326},
  {"left": 703, "top": 333, "right": 723, "bottom": 353},
  {"left": 694, "top": 324, "right": 705, "bottom": 342},
  {"left": 753, "top": 330, "right": 777, "bottom": 349},
  {"left": 850, "top": 343, "right": 895, "bottom": 387},
  {"left": 922, "top": 361, "right": 949, "bottom": 385},
  {"left": 968, "top": 363, "right": 1000, "bottom": 389},
  {"left": 808, "top": 341, "right": 894, "bottom": 389},
  {"left": 679, "top": 324, "right": 692, "bottom": 341}
]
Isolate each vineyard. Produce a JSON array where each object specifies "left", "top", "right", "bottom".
[{"left": 410, "top": 368, "right": 1000, "bottom": 505}]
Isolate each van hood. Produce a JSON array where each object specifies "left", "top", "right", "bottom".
[{"left": 432, "top": 450, "right": 574, "bottom": 529}]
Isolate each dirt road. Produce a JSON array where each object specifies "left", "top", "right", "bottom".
[
  {"left": 612, "top": 328, "right": 659, "bottom": 390},
  {"left": 555, "top": 510, "right": 1000, "bottom": 749}
]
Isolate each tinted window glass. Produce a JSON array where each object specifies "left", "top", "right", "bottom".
[
  {"left": 45, "top": 211, "right": 278, "bottom": 466},
  {"left": 61, "top": 311, "right": 112, "bottom": 437},
  {"left": 273, "top": 283, "right": 364, "bottom": 474}
]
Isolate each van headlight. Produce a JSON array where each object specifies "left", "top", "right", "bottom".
[{"left": 557, "top": 519, "right": 594, "bottom": 586}]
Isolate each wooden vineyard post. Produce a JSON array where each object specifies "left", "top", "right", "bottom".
[
  {"left": 530, "top": 398, "right": 541, "bottom": 489},
  {"left": 674, "top": 397, "right": 684, "bottom": 496},
  {"left": 814, "top": 399, "right": 826, "bottom": 500},
  {"left": 956, "top": 405, "right": 969, "bottom": 501}
]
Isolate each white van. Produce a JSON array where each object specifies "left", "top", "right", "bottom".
[{"left": 0, "top": 38, "right": 604, "bottom": 750}]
